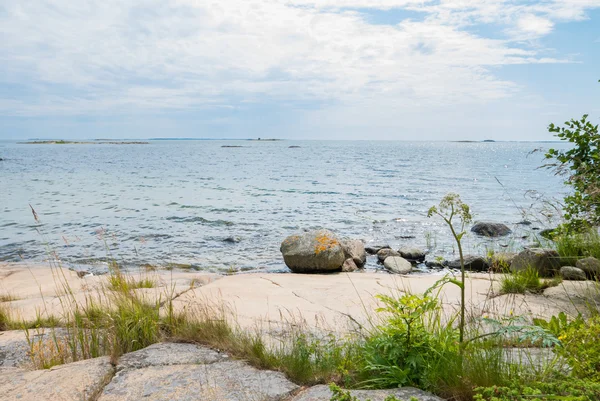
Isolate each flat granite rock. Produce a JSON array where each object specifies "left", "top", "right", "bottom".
[
  {"left": 99, "top": 360, "right": 299, "bottom": 401},
  {"left": 0, "top": 356, "right": 114, "bottom": 401},
  {"left": 116, "top": 342, "right": 225, "bottom": 371},
  {"left": 292, "top": 385, "right": 443, "bottom": 401},
  {"left": 0, "top": 329, "right": 68, "bottom": 368}
]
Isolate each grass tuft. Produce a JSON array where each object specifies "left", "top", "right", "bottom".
[{"left": 500, "top": 269, "right": 561, "bottom": 295}]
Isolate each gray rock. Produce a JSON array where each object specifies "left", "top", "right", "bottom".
[
  {"left": 291, "top": 384, "right": 443, "bottom": 401},
  {"left": 383, "top": 256, "right": 413, "bottom": 274},
  {"left": 117, "top": 342, "right": 225, "bottom": 372},
  {"left": 425, "top": 259, "right": 445, "bottom": 268},
  {"left": 576, "top": 257, "right": 600, "bottom": 279},
  {"left": 365, "top": 244, "right": 390, "bottom": 255},
  {"left": 0, "top": 329, "right": 68, "bottom": 368},
  {"left": 377, "top": 248, "right": 400, "bottom": 263},
  {"left": 100, "top": 360, "right": 298, "bottom": 401},
  {"left": 511, "top": 248, "right": 561, "bottom": 277},
  {"left": 471, "top": 221, "right": 512, "bottom": 237},
  {"left": 342, "top": 258, "right": 358, "bottom": 272},
  {"left": 280, "top": 229, "right": 346, "bottom": 273},
  {"left": 342, "top": 239, "right": 366, "bottom": 267},
  {"left": 223, "top": 236, "right": 241, "bottom": 243},
  {"left": 489, "top": 252, "right": 517, "bottom": 272},
  {"left": 399, "top": 247, "right": 426, "bottom": 262},
  {"left": 446, "top": 255, "right": 490, "bottom": 272},
  {"left": 560, "top": 266, "right": 587, "bottom": 281},
  {"left": 1, "top": 357, "right": 114, "bottom": 401}
]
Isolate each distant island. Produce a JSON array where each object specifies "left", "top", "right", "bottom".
[{"left": 19, "top": 140, "right": 149, "bottom": 145}]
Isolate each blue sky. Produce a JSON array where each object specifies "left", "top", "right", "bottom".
[{"left": 0, "top": 0, "right": 599, "bottom": 140}]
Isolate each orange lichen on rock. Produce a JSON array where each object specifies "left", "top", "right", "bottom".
[{"left": 314, "top": 233, "right": 340, "bottom": 255}]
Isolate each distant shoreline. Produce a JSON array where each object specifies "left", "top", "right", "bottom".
[{"left": 19, "top": 140, "right": 150, "bottom": 145}]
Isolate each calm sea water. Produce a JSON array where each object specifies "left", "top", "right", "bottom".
[{"left": 0, "top": 140, "right": 568, "bottom": 274}]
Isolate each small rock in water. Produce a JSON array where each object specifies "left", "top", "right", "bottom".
[
  {"left": 516, "top": 220, "right": 532, "bottom": 225},
  {"left": 399, "top": 247, "right": 426, "bottom": 263},
  {"left": 471, "top": 221, "right": 512, "bottom": 237},
  {"left": 425, "top": 259, "right": 445, "bottom": 268},
  {"left": 446, "top": 255, "right": 490, "bottom": 272},
  {"left": 383, "top": 256, "right": 412, "bottom": 274},
  {"left": 377, "top": 248, "right": 400, "bottom": 263},
  {"left": 288, "top": 145, "right": 301, "bottom": 148},
  {"left": 223, "top": 236, "right": 241, "bottom": 243},
  {"left": 365, "top": 244, "right": 390, "bottom": 255},
  {"left": 560, "top": 266, "right": 587, "bottom": 281}
]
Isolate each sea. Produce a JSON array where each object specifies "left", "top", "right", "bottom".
[{"left": 0, "top": 140, "right": 569, "bottom": 274}]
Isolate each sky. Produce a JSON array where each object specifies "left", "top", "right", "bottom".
[{"left": 0, "top": 0, "right": 599, "bottom": 140}]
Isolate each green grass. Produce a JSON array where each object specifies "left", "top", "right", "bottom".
[
  {"left": 500, "top": 269, "right": 561, "bottom": 295},
  {"left": 553, "top": 229, "right": 600, "bottom": 265}
]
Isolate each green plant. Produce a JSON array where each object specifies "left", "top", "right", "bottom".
[
  {"left": 555, "top": 315, "right": 600, "bottom": 381},
  {"left": 474, "top": 379, "right": 600, "bottom": 401},
  {"left": 500, "top": 269, "right": 543, "bottom": 294},
  {"left": 533, "top": 312, "right": 585, "bottom": 338},
  {"left": 500, "top": 269, "right": 562, "bottom": 295},
  {"left": 428, "top": 193, "right": 472, "bottom": 344},
  {"left": 328, "top": 383, "right": 408, "bottom": 401},
  {"left": 360, "top": 294, "right": 447, "bottom": 388},
  {"left": 544, "top": 109, "right": 600, "bottom": 232},
  {"left": 553, "top": 229, "right": 600, "bottom": 263}
]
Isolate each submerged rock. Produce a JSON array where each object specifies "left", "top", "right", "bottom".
[
  {"left": 365, "top": 244, "right": 390, "bottom": 255},
  {"left": 511, "top": 248, "right": 561, "bottom": 277},
  {"left": 471, "top": 221, "right": 512, "bottom": 237},
  {"left": 223, "top": 236, "right": 241, "bottom": 243},
  {"left": 383, "top": 256, "right": 412, "bottom": 274},
  {"left": 280, "top": 229, "right": 346, "bottom": 273}
]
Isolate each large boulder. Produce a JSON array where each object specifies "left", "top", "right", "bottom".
[
  {"left": 280, "top": 230, "right": 346, "bottom": 273},
  {"left": 383, "top": 256, "right": 412, "bottom": 274},
  {"left": 399, "top": 247, "right": 426, "bottom": 263},
  {"left": 510, "top": 248, "right": 561, "bottom": 277},
  {"left": 446, "top": 255, "right": 490, "bottom": 272},
  {"left": 471, "top": 222, "right": 512, "bottom": 237},
  {"left": 576, "top": 257, "right": 600, "bottom": 279},
  {"left": 560, "top": 266, "right": 587, "bottom": 281},
  {"left": 377, "top": 248, "right": 400, "bottom": 263},
  {"left": 342, "top": 240, "right": 366, "bottom": 267}
]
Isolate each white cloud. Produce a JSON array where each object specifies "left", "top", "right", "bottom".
[{"left": 0, "top": 0, "right": 597, "bottom": 122}]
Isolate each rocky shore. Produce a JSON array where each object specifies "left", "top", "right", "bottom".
[{"left": 1, "top": 260, "right": 599, "bottom": 400}]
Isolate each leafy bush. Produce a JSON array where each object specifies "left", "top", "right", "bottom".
[
  {"left": 533, "top": 312, "right": 585, "bottom": 338},
  {"left": 555, "top": 315, "right": 600, "bottom": 381},
  {"left": 544, "top": 112, "right": 600, "bottom": 232},
  {"left": 359, "top": 294, "right": 454, "bottom": 389}
]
